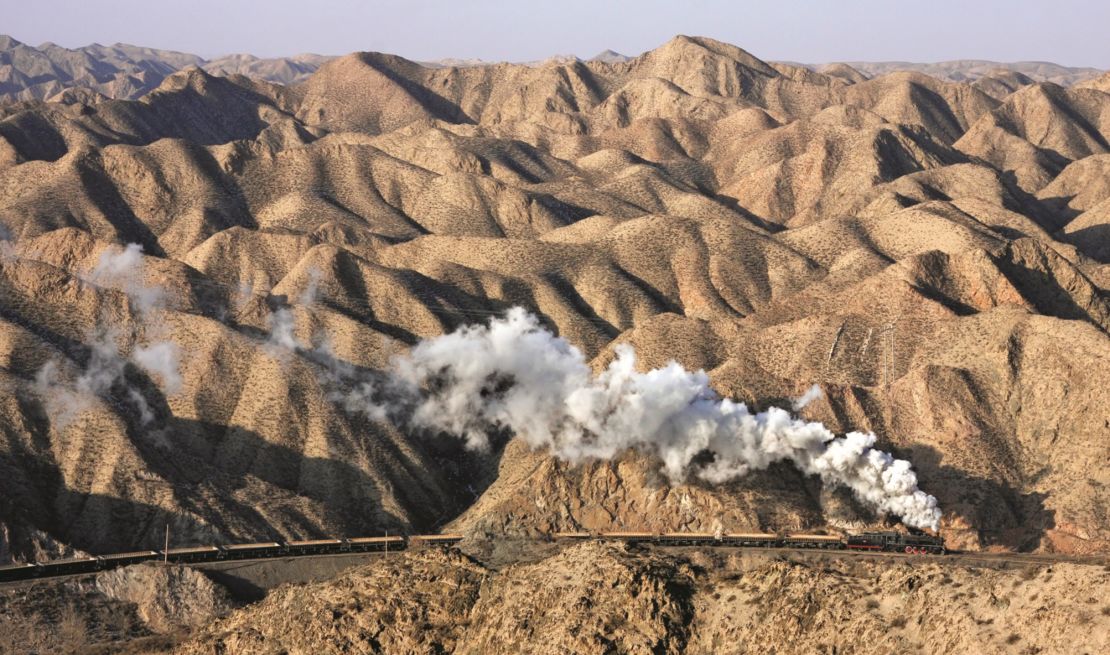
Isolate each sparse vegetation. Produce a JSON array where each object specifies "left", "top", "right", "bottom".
[
  {"left": 56, "top": 603, "right": 88, "bottom": 655},
  {"left": 0, "top": 21, "right": 1108, "bottom": 655}
]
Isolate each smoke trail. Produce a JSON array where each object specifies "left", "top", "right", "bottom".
[
  {"left": 132, "top": 342, "right": 182, "bottom": 394},
  {"left": 35, "top": 329, "right": 130, "bottom": 429},
  {"left": 792, "top": 384, "right": 823, "bottom": 411},
  {"left": 265, "top": 266, "right": 322, "bottom": 352},
  {"left": 341, "top": 308, "right": 942, "bottom": 530},
  {"left": 89, "top": 243, "right": 164, "bottom": 313},
  {"left": 267, "top": 306, "right": 298, "bottom": 350},
  {"left": 34, "top": 243, "right": 182, "bottom": 428}
]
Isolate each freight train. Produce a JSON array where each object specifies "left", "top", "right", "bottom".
[
  {"left": 555, "top": 530, "right": 946, "bottom": 554},
  {"left": 0, "top": 535, "right": 425, "bottom": 583},
  {"left": 0, "top": 530, "right": 944, "bottom": 584}
]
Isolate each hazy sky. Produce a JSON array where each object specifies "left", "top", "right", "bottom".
[{"left": 3, "top": 0, "right": 1107, "bottom": 67}]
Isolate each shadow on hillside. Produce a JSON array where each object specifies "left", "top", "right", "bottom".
[
  {"left": 1034, "top": 194, "right": 1083, "bottom": 226},
  {"left": 1, "top": 347, "right": 508, "bottom": 559},
  {"left": 993, "top": 243, "right": 1108, "bottom": 331},
  {"left": 1058, "top": 222, "right": 1110, "bottom": 263},
  {"left": 908, "top": 445, "right": 1055, "bottom": 552}
]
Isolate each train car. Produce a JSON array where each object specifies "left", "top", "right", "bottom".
[
  {"left": 0, "top": 562, "right": 38, "bottom": 583},
  {"left": 39, "top": 556, "right": 100, "bottom": 576},
  {"left": 846, "top": 531, "right": 945, "bottom": 554},
  {"left": 721, "top": 532, "right": 780, "bottom": 548},
  {"left": 162, "top": 546, "right": 221, "bottom": 563},
  {"left": 284, "top": 539, "right": 345, "bottom": 556},
  {"left": 657, "top": 532, "right": 717, "bottom": 546},
  {"left": 784, "top": 534, "right": 845, "bottom": 550},
  {"left": 347, "top": 536, "right": 406, "bottom": 552},
  {"left": 219, "top": 542, "right": 283, "bottom": 559},
  {"left": 99, "top": 550, "right": 160, "bottom": 568},
  {"left": 552, "top": 531, "right": 593, "bottom": 541},
  {"left": 598, "top": 531, "right": 656, "bottom": 543},
  {"left": 409, "top": 534, "right": 464, "bottom": 547}
]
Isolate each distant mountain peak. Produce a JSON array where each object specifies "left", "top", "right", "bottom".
[
  {"left": 590, "top": 49, "right": 631, "bottom": 64},
  {"left": 0, "top": 36, "right": 330, "bottom": 103},
  {"left": 0, "top": 34, "right": 24, "bottom": 50}
]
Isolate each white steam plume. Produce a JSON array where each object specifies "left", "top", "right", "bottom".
[
  {"left": 89, "top": 243, "right": 164, "bottom": 313},
  {"left": 132, "top": 342, "right": 182, "bottom": 394},
  {"left": 340, "top": 308, "right": 942, "bottom": 530},
  {"left": 35, "top": 329, "right": 131, "bottom": 429},
  {"left": 34, "top": 243, "right": 182, "bottom": 429},
  {"left": 792, "top": 384, "right": 823, "bottom": 411},
  {"left": 267, "top": 306, "right": 298, "bottom": 350},
  {"left": 266, "top": 267, "right": 321, "bottom": 352}
]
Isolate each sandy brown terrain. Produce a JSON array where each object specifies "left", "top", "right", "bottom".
[
  {"left": 171, "top": 543, "right": 1110, "bottom": 655},
  {"left": 0, "top": 34, "right": 1107, "bottom": 559},
  {"left": 5, "top": 543, "right": 1102, "bottom": 655}
]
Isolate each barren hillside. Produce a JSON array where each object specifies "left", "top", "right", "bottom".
[
  {"left": 0, "top": 34, "right": 1107, "bottom": 568},
  {"left": 171, "top": 544, "right": 1110, "bottom": 655}
]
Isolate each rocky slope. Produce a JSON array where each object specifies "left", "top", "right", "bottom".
[
  {"left": 0, "top": 561, "right": 232, "bottom": 654},
  {"left": 0, "top": 34, "right": 1107, "bottom": 566},
  {"left": 165, "top": 543, "right": 1110, "bottom": 655}
]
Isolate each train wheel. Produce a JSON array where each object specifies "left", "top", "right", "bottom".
[{"left": 904, "top": 546, "right": 913, "bottom": 554}]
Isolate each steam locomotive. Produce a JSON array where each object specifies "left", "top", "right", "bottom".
[{"left": 845, "top": 531, "right": 947, "bottom": 554}]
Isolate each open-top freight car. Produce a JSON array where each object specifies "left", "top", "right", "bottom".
[
  {"left": 218, "top": 542, "right": 284, "bottom": 560},
  {"left": 346, "top": 536, "right": 406, "bottom": 552},
  {"left": 409, "top": 534, "right": 465, "bottom": 547},
  {"left": 657, "top": 532, "right": 717, "bottom": 545},
  {"left": 0, "top": 562, "right": 36, "bottom": 583},
  {"left": 99, "top": 550, "right": 161, "bottom": 567},
  {"left": 164, "top": 546, "right": 221, "bottom": 563},
  {"left": 784, "top": 534, "right": 846, "bottom": 550},
  {"left": 721, "top": 532, "right": 779, "bottom": 547}
]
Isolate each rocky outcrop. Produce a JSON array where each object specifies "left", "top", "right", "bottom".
[{"left": 170, "top": 543, "right": 1110, "bottom": 655}]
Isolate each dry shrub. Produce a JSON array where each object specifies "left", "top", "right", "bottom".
[
  {"left": 56, "top": 603, "right": 88, "bottom": 655},
  {"left": 0, "top": 611, "right": 50, "bottom": 655}
]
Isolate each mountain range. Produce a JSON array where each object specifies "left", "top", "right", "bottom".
[
  {"left": 0, "top": 34, "right": 1107, "bottom": 566},
  {"left": 2, "top": 33, "right": 1104, "bottom": 103}
]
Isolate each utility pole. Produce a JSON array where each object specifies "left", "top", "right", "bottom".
[
  {"left": 164, "top": 524, "right": 169, "bottom": 563},
  {"left": 878, "top": 321, "right": 896, "bottom": 391},
  {"left": 886, "top": 322, "right": 895, "bottom": 392}
]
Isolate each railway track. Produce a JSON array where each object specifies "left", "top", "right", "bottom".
[{"left": 2, "top": 532, "right": 1104, "bottom": 585}]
